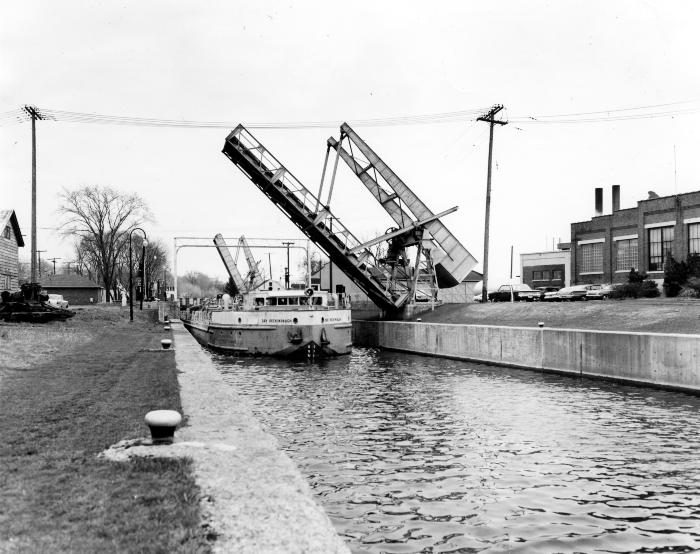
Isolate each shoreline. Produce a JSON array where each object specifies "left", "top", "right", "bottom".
[
  {"left": 168, "top": 319, "right": 350, "bottom": 553},
  {"left": 353, "top": 319, "right": 700, "bottom": 394}
]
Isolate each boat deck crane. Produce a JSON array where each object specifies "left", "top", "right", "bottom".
[
  {"left": 213, "top": 233, "right": 246, "bottom": 294},
  {"left": 238, "top": 235, "right": 266, "bottom": 291}
]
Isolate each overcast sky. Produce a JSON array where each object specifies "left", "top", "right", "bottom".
[{"left": 2, "top": 1, "right": 700, "bottom": 286}]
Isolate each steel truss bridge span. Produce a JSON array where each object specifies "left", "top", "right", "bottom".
[{"left": 221, "top": 124, "right": 477, "bottom": 314}]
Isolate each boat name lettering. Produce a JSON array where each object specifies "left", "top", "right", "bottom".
[{"left": 261, "top": 318, "right": 296, "bottom": 324}]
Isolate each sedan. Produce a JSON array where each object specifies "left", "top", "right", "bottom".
[
  {"left": 543, "top": 290, "right": 561, "bottom": 302},
  {"left": 586, "top": 284, "right": 616, "bottom": 300},
  {"left": 46, "top": 294, "right": 69, "bottom": 309},
  {"left": 557, "top": 285, "right": 595, "bottom": 301},
  {"left": 488, "top": 284, "right": 541, "bottom": 302}
]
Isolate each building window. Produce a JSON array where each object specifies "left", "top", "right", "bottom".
[
  {"left": 542, "top": 270, "right": 550, "bottom": 280},
  {"left": 615, "top": 238, "right": 638, "bottom": 271},
  {"left": 532, "top": 270, "right": 542, "bottom": 280},
  {"left": 552, "top": 270, "right": 563, "bottom": 281},
  {"left": 648, "top": 227, "right": 674, "bottom": 271},
  {"left": 579, "top": 242, "right": 603, "bottom": 273},
  {"left": 2, "top": 226, "right": 10, "bottom": 239},
  {"left": 689, "top": 223, "right": 700, "bottom": 255}
]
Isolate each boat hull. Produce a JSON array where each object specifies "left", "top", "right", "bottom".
[{"left": 182, "top": 308, "right": 352, "bottom": 358}]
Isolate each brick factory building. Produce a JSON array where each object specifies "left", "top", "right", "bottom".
[{"left": 571, "top": 186, "right": 700, "bottom": 285}]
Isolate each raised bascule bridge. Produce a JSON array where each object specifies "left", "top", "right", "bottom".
[{"left": 222, "top": 123, "right": 477, "bottom": 317}]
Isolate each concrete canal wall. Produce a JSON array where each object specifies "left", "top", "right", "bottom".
[
  {"left": 172, "top": 321, "right": 350, "bottom": 553},
  {"left": 353, "top": 321, "right": 700, "bottom": 393}
]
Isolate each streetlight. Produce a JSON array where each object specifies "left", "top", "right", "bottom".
[
  {"left": 141, "top": 241, "right": 147, "bottom": 310},
  {"left": 129, "top": 227, "right": 147, "bottom": 322}
]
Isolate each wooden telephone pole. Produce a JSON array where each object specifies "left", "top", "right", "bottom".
[
  {"left": 477, "top": 105, "right": 507, "bottom": 303},
  {"left": 22, "top": 106, "right": 46, "bottom": 283},
  {"left": 49, "top": 257, "right": 62, "bottom": 275}
]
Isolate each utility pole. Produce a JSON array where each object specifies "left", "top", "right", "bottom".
[
  {"left": 282, "top": 241, "right": 293, "bottom": 289},
  {"left": 49, "top": 257, "right": 61, "bottom": 275},
  {"left": 510, "top": 245, "right": 513, "bottom": 279},
  {"left": 36, "top": 250, "right": 46, "bottom": 278},
  {"left": 22, "top": 106, "right": 45, "bottom": 283},
  {"left": 509, "top": 245, "right": 514, "bottom": 303},
  {"left": 477, "top": 105, "right": 508, "bottom": 303}
]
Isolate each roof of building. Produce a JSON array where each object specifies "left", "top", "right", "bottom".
[
  {"left": 464, "top": 270, "right": 483, "bottom": 282},
  {"left": 0, "top": 210, "right": 25, "bottom": 247},
  {"left": 42, "top": 273, "right": 103, "bottom": 289}
]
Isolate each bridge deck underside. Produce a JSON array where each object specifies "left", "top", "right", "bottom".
[{"left": 222, "top": 133, "right": 400, "bottom": 312}]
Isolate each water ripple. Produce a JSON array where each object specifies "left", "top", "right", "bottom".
[{"left": 214, "top": 348, "right": 700, "bottom": 553}]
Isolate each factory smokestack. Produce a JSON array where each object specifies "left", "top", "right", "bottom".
[
  {"left": 612, "top": 185, "right": 620, "bottom": 212},
  {"left": 595, "top": 187, "right": 603, "bottom": 216}
]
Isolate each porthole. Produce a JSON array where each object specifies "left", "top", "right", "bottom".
[
  {"left": 321, "top": 317, "right": 324, "bottom": 323},
  {"left": 293, "top": 317, "right": 298, "bottom": 324},
  {"left": 238, "top": 317, "right": 242, "bottom": 323}
]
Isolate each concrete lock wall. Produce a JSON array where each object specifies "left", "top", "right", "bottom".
[{"left": 353, "top": 321, "right": 700, "bottom": 392}]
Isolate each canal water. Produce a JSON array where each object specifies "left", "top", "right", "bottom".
[{"left": 213, "top": 347, "right": 700, "bottom": 553}]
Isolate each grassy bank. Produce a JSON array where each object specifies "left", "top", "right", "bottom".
[
  {"left": 0, "top": 305, "right": 213, "bottom": 552},
  {"left": 415, "top": 298, "right": 700, "bottom": 334}
]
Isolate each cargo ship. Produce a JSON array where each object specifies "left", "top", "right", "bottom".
[{"left": 182, "top": 287, "right": 352, "bottom": 358}]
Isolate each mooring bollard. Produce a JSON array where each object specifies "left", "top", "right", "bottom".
[
  {"left": 161, "top": 339, "right": 172, "bottom": 349},
  {"left": 164, "top": 325, "right": 171, "bottom": 331},
  {"left": 144, "top": 410, "right": 182, "bottom": 444},
  {"left": 538, "top": 321, "right": 544, "bottom": 328}
]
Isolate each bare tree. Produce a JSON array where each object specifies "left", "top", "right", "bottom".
[
  {"left": 117, "top": 236, "right": 169, "bottom": 299},
  {"left": 59, "top": 185, "right": 152, "bottom": 301}
]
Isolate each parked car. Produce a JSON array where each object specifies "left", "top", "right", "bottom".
[
  {"left": 488, "top": 284, "right": 541, "bottom": 302},
  {"left": 543, "top": 290, "right": 561, "bottom": 301},
  {"left": 557, "top": 285, "right": 596, "bottom": 301},
  {"left": 535, "top": 286, "right": 560, "bottom": 301},
  {"left": 585, "top": 284, "right": 616, "bottom": 300},
  {"left": 46, "top": 293, "right": 69, "bottom": 309}
]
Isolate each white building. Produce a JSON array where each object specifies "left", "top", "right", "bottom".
[{"left": 520, "top": 245, "right": 572, "bottom": 289}]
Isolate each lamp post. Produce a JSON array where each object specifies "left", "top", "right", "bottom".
[
  {"left": 140, "top": 241, "right": 147, "bottom": 310},
  {"left": 129, "top": 227, "right": 147, "bottom": 322}
]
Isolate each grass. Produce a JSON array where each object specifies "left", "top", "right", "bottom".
[
  {"left": 415, "top": 297, "right": 700, "bottom": 334},
  {"left": 0, "top": 305, "right": 213, "bottom": 553}
]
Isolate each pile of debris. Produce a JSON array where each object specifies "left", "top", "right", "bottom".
[{"left": 0, "top": 283, "right": 75, "bottom": 322}]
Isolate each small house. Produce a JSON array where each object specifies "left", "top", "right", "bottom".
[
  {"left": 0, "top": 209, "right": 24, "bottom": 291},
  {"left": 42, "top": 273, "right": 105, "bottom": 305}
]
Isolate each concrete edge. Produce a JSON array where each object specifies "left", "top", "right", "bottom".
[
  {"left": 363, "top": 319, "right": 700, "bottom": 339},
  {"left": 353, "top": 321, "right": 700, "bottom": 394},
  {"left": 172, "top": 321, "right": 350, "bottom": 554}
]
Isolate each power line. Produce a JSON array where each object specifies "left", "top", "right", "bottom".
[
  {"left": 1, "top": 99, "right": 699, "bottom": 130},
  {"left": 1, "top": 106, "right": 491, "bottom": 129}
]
